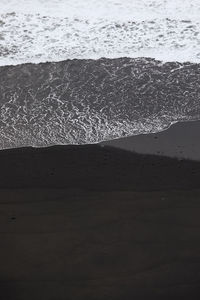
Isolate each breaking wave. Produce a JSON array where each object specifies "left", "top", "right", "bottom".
[{"left": 0, "top": 0, "right": 200, "bottom": 65}]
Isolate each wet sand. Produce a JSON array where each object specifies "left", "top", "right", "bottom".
[
  {"left": 1, "top": 121, "right": 200, "bottom": 299},
  {"left": 103, "top": 120, "right": 200, "bottom": 161}
]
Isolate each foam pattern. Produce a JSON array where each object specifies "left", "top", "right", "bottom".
[{"left": 0, "top": 58, "right": 199, "bottom": 149}]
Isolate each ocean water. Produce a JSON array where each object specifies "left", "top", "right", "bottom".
[
  {"left": 0, "top": 1, "right": 200, "bottom": 148},
  {"left": 0, "top": 58, "right": 200, "bottom": 148},
  {"left": 0, "top": 0, "right": 200, "bottom": 65}
]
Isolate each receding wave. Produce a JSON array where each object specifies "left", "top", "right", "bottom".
[{"left": 0, "top": 57, "right": 199, "bottom": 149}]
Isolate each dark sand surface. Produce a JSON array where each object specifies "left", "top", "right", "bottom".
[{"left": 1, "top": 121, "right": 200, "bottom": 299}]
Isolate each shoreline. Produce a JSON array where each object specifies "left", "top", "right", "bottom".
[
  {"left": 1, "top": 120, "right": 200, "bottom": 299},
  {"left": 0, "top": 120, "right": 199, "bottom": 190}
]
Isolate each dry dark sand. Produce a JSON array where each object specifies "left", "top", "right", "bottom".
[{"left": 1, "top": 121, "right": 200, "bottom": 299}]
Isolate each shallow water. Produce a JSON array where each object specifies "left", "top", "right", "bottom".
[{"left": 0, "top": 58, "right": 199, "bottom": 148}]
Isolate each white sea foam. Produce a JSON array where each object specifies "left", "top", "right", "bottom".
[
  {"left": 0, "top": 0, "right": 200, "bottom": 66},
  {"left": 1, "top": 0, "right": 200, "bottom": 21}
]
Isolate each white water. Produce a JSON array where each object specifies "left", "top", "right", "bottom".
[
  {"left": 1, "top": 0, "right": 200, "bottom": 21},
  {"left": 0, "top": 0, "right": 200, "bottom": 66}
]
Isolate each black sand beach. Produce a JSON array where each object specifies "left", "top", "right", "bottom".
[
  {"left": 1, "top": 120, "right": 200, "bottom": 299},
  {"left": 1, "top": 0, "right": 200, "bottom": 297}
]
